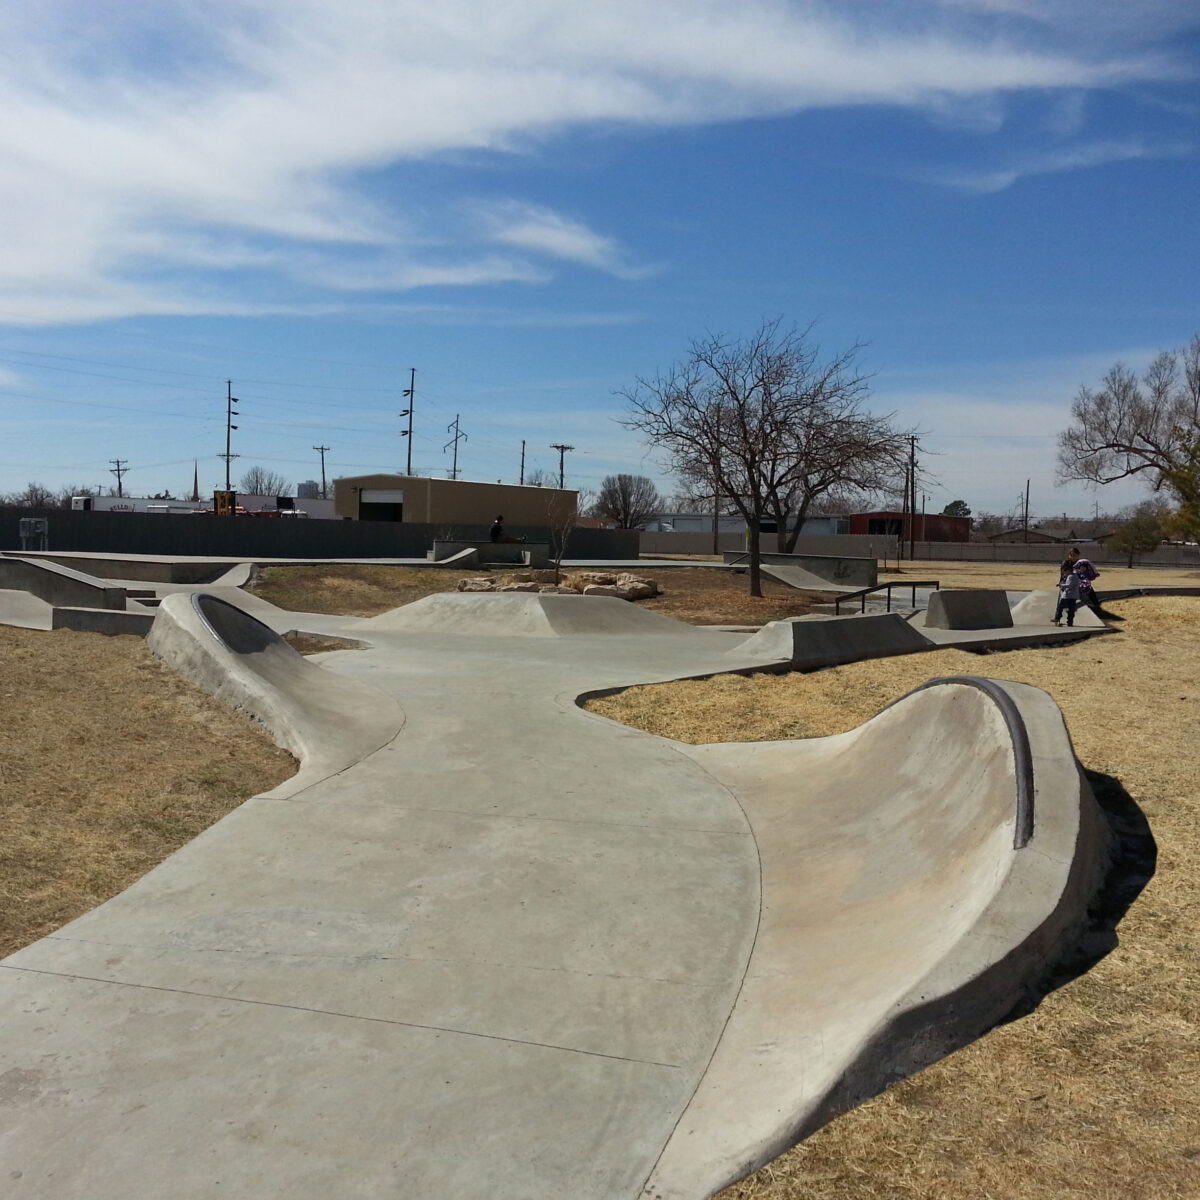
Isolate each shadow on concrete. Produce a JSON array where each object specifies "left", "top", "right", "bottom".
[{"left": 1000, "top": 767, "right": 1157, "bottom": 1024}]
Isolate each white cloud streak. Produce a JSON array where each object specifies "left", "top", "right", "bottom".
[{"left": 0, "top": 0, "right": 1191, "bottom": 324}]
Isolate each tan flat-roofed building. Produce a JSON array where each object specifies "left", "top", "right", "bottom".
[{"left": 333, "top": 474, "right": 577, "bottom": 527}]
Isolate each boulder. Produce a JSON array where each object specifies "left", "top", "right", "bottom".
[
  {"left": 582, "top": 584, "right": 622, "bottom": 598},
  {"left": 457, "top": 578, "right": 494, "bottom": 592},
  {"left": 617, "top": 581, "right": 657, "bottom": 600},
  {"left": 498, "top": 582, "right": 540, "bottom": 593}
]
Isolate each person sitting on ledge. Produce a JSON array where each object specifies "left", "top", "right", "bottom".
[{"left": 489, "top": 515, "right": 525, "bottom": 544}]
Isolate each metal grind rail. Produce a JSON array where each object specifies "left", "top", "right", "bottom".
[{"left": 834, "top": 579, "right": 940, "bottom": 615}]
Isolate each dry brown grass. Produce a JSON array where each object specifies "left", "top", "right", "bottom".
[
  {"left": 251, "top": 563, "right": 486, "bottom": 616},
  {"left": 882, "top": 557, "right": 1200, "bottom": 593},
  {"left": 588, "top": 597, "right": 1200, "bottom": 1199},
  {"left": 0, "top": 627, "right": 295, "bottom": 957},
  {"left": 254, "top": 563, "right": 823, "bottom": 625}
]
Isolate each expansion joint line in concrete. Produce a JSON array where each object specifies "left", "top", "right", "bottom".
[
  {"left": 40, "top": 933, "right": 735, "bottom": 990},
  {"left": 635, "top": 746, "right": 766, "bottom": 1196},
  {"left": 0, "top": 963, "right": 686, "bottom": 1070}
]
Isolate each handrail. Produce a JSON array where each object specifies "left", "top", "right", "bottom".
[
  {"left": 882, "top": 676, "right": 1035, "bottom": 849},
  {"left": 834, "top": 580, "right": 940, "bottom": 614}
]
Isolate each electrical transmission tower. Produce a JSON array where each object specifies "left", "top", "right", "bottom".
[
  {"left": 444, "top": 414, "right": 468, "bottom": 480},
  {"left": 549, "top": 443, "right": 574, "bottom": 489}
]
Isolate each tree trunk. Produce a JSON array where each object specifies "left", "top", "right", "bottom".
[
  {"left": 777, "top": 511, "right": 803, "bottom": 555},
  {"left": 747, "top": 519, "right": 763, "bottom": 597}
]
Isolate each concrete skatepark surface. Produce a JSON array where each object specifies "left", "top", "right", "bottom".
[{"left": 0, "top": 581, "right": 1112, "bottom": 1199}]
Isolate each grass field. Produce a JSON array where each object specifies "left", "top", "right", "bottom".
[{"left": 1, "top": 560, "right": 1197, "bottom": 1197}]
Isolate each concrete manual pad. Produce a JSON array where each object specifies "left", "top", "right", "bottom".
[{"left": 0, "top": 590, "right": 1109, "bottom": 1199}]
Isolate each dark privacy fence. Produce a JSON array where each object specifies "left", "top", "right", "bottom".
[{"left": 0, "top": 508, "right": 640, "bottom": 561}]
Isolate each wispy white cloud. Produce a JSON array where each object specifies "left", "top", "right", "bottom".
[
  {"left": 473, "top": 201, "right": 654, "bottom": 279},
  {"left": 0, "top": 0, "right": 1192, "bottom": 324},
  {"left": 929, "top": 137, "right": 1193, "bottom": 192}
]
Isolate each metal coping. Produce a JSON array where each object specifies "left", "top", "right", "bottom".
[{"left": 885, "top": 676, "right": 1035, "bottom": 849}]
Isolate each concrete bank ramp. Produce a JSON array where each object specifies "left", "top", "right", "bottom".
[
  {"left": 644, "top": 677, "right": 1107, "bottom": 1197},
  {"left": 758, "top": 562, "right": 855, "bottom": 592},
  {"left": 732, "top": 611, "right": 932, "bottom": 669},
  {"left": 366, "top": 590, "right": 705, "bottom": 638},
  {"left": 147, "top": 592, "right": 402, "bottom": 793},
  {"left": 1012, "top": 589, "right": 1106, "bottom": 628}
]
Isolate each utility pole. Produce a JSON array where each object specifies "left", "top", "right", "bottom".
[
  {"left": 219, "top": 381, "right": 240, "bottom": 491},
  {"left": 549, "top": 443, "right": 574, "bottom": 489},
  {"left": 108, "top": 459, "right": 128, "bottom": 498},
  {"left": 399, "top": 368, "right": 416, "bottom": 476},
  {"left": 907, "top": 435, "right": 917, "bottom": 563},
  {"left": 1023, "top": 479, "right": 1031, "bottom": 544},
  {"left": 519, "top": 440, "right": 526, "bottom": 486},
  {"left": 444, "top": 414, "right": 467, "bottom": 480},
  {"left": 313, "top": 445, "right": 330, "bottom": 499}
]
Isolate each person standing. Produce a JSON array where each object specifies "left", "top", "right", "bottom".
[
  {"left": 1061, "top": 547, "right": 1104, "bottom": 616},
  {"left": 1054, "top": 568, "right": 1083, "bottom": 626}
]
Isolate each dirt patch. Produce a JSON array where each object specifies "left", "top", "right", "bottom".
[
  {"left": 250, "top": 563, "right": 493, "bottom": 617},
  {"left": 252, "top": 562, "right": 826, "bottom": 626},
  {"left": 282, "top": 631, "right": 365, "bottom": 655},
  {"left": 0, "top": 626, "right": 296, "bottom": 958},
  {"left": 588, "top": 597, "right": 1200, "bottom": 1200}
]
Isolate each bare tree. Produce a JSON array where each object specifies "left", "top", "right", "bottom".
[
  {"left": 1058, "top": 335, "right": 1200, "bottom": 495},
  {"left": 621, "top": 319, "right": 905, "bottom": 596},
  {"left": 3, "top": 481, "right": 57, "bottom": 508},
  {"left": 524, "top": 467, "right": 557, "bottom": 488},
  {"left": 238, "top": 466, "right": 292, "bottom": 496},
  {"left": 591, "top": 474, "right": 661, "bottom": 529},
  {"left": 547, "top": 491, "right": 578, "bottom": 583}
]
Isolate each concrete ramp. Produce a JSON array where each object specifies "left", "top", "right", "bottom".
[
  {"left": 645, "top": 677, "right": 1106, "bottom": 1196},
  {"left": 147, "top": 592, "right": 403, "bottom": 793},
  {"left": 759, "top": 563, "right": 855, "bottom": 592},
  {"left": 732, "top": 611, "right": 932, "bottom": 669},
  {"left": 1012, "top": 589, "right": 1106, "bottom": 628},
  {"left": 925, "top": 588, "right": 1014, "bottom": 630},
  {"left": 366, "top": 591, "right": 704, "bottom": 638}
]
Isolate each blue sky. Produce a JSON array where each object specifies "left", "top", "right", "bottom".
[{"left": 1, "top": 0, "right": 1197, "bottom": 518}]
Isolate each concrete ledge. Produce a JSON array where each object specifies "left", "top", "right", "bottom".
[
  {"left": 52, "top": 607, "right": 154, "bottom": 636},
  {"left": 926, "top": 589, "right": 1013, "bottom": 630},
  {"left": 732, "top": 612, "right": 932, "bottom": 669},
  {"left": 0, "top": 554, "right": 127, "bottom": 609}
]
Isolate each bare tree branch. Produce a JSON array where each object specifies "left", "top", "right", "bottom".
[{"left": 620, "top": 319, "right": 903, "bottom": 595}]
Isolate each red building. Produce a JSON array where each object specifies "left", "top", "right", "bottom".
[{"left": 848, "top": 511, "right": 971, "bottom": 542}]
